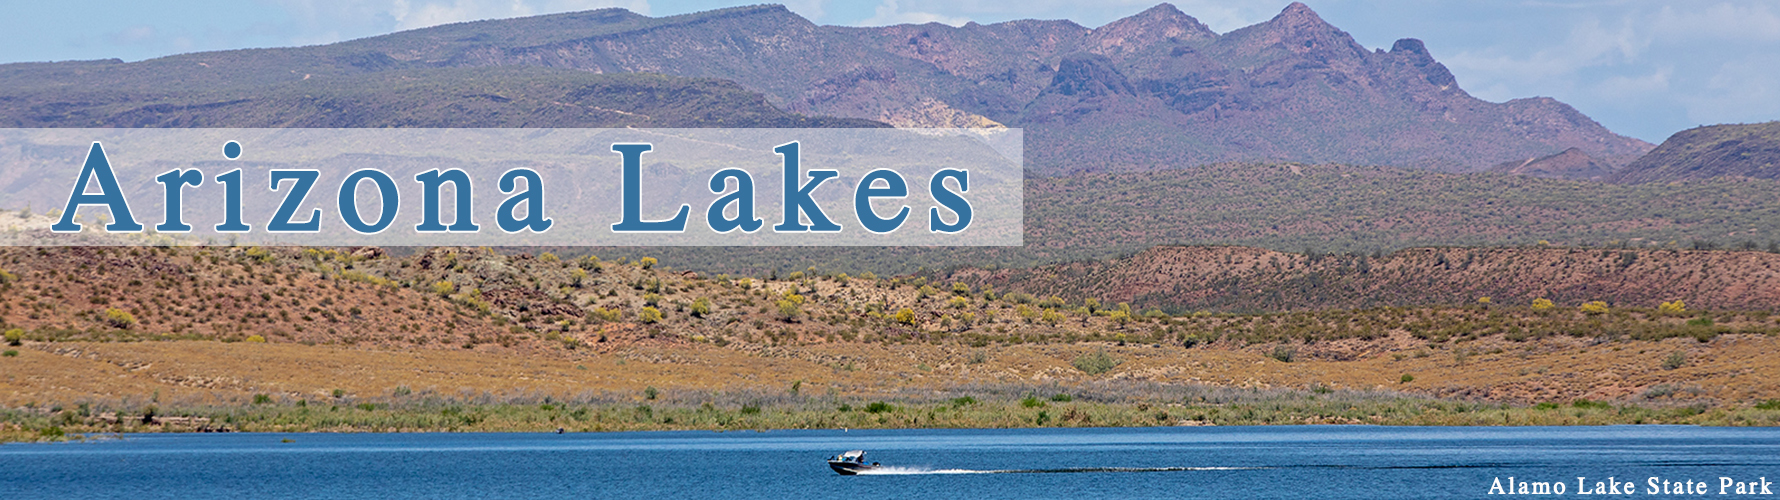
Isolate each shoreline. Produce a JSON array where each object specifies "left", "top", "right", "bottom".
[{"left": 8, "top": 396, "right": 1776, "bottom": 444}]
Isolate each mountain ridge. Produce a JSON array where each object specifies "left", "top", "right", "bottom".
[
  {"left": 1614, "top": 121, "right": 1780, "bottom": 183},
  {"left": 0, "top": 2, "right": 1651, "bottom": 174}
]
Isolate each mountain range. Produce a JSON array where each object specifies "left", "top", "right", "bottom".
[{"left": 0, "top": 2, "right": 1652, "bottom": 175}]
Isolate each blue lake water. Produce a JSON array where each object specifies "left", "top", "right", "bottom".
[{"left": 4, "top": 426, "right": 1779, "bottom": 499}]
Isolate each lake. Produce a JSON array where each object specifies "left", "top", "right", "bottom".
[{"left": 4, "top": 426, "right": 1779, "bottom": 499}]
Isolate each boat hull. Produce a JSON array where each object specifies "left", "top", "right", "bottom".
[{"left": 828, "top": 460, "right": 879, "bottom": 475}]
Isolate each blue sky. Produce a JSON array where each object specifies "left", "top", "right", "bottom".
[{"left": 4, "top": 1, "right": 1778, "bottom": 143}]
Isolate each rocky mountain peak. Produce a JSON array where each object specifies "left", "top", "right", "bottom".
[
  {"left": 1388, "top": 37, "right": 1458, "bottom": 89},
  {"left": 1086, "top": 3, "right": 1217, "bottom": 58},
  {"left": 1274, "top": 2, "right": 1333, "bottom": 30}
]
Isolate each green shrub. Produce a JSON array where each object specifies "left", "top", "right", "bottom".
[
  {"left": 1534, "top": 402, "right": 1560, "bottom": 410},
  {"left": 1269, "top": 345, "right": 1297, "bottom": 363},
  {"left": 1755, "top": 400, "right": 1780, "bottom": 410},
  {"left": 1571, "top": 399, "right": 1612, "bottom": 409},
  {"left": 253, "top": 394, "right": 273, "bottom": 405},
  {"left": 864, "top": 401, "right": 894, "bottom": 413},
  {"left": 950, "top": 396, "right": 978, "bottom": 407},
  {"left": 644, "top": 386, "right": 659, "bottom": 400},
  {"left": 1071, "top": 349, "right": 1121, "bottom": 375},
  {"left": 1399, "top": 374, "right": 1415, "bottom": 384},
  {"left": 776, "top": 299, "right": 801, "bottom": 320},
  {"left": 1020, "top": 396, "right": 1045, "bottom": 408},
  {"left": 690, "top": 298, "right": 711, "bottom": 318},
  {"left": 1050, "top": 394, "right": 1073, "bottom": 402},
  {"left": 2, "top": 350, "right": 17, "bottom": 357},
  {"left": 1662, "top": 351, "right": 1687, "bottom": 370}
]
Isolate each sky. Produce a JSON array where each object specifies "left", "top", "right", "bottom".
[{"left": 3, "top": 1, "right": 1778, "bottom": 143}]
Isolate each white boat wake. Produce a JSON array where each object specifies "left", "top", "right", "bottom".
[{"left": 854, "top": 466, "right": 1265, "bottom": 475}]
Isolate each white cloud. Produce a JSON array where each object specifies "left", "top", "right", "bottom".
[
  {"left": 390, "top": 0, "right": 650, "bottom": 31},
  {"left": 1647, "top": 3, "right": 1780, "bottom": 43},
  {"left": 1685, "top": 54, "right": 1780, "bottom": 125},
  {"left": 1436, "top": 1, "right": 1780, "bottom": 141},
  {"left": 779, "top": 0, "right": 829, "bottom": 23},
  {"left": 857, "top": 0, "right": 974, "bottom": 27}
]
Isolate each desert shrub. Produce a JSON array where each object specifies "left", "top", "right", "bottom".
[
  {"left": 948, "top": 296, "right": 969, "bottom": 309},
  {"left": 1531, "top": 298, "right": 1555, "bottom": 312},
  {"left": 1020, "top": 396, "right": 1045, "bottom": 408},
  {"left": 1658, "top": 300, "right": 1687, "bottom": 316},
  {"left": 865, "top": 401, "right": 894, "bottom": 413},
  {"left": 776, "top": 299, "right": 801, "bottom": 320},
  {"left": 1755, "top": 400, "right": 1780, "bottom": 410},
  {"left": 950, "top": 396, "right": 978, "bottom": 407},
  {"left": 1400, "top": 374, "right": 1415, "bottom": 384},
  {"left": 592, "top": 308, "right": 622, "bottom": 322},
  {"left": 103, "top": 308, "right": 137, "bottom": 329},
  {"left": 1050, "top": 394, "right": 1073, "bottom": 402},
  {"left": 1269, "top": 345, "right": 1297, "bottom": 363},
  {"left": 253, "top": 394, "right": 272, "bottom": 405},
  {"left": 4, "top": 328, "right": 22, "bottom": 346},
  {"left": 643, "top": 293, "right": 661, "bottom": 306},
  {"left": 2, "top": 350, "right": 17, "bottom": 357},
  {"left": 1662, "top": 351, "right": 1687, "bottom": 370},
  {"left": 245, "top": 334, "right": 266, "bottom": 343},
  {"left": 690, "top": 298, "right": 711, "bottom": 317},
  {"left": 894, "top": 308, "right": 916, "bottom": 325},
  {"left": 639, "top": 307, "right": 663, "bottom": 324},
  {"left": 1580, "top": 301, "right": 1609, "bottom": 315},
  {"left": 644, "top": 386, "right": 658, "bottom": 400},
  {"left": 639, "top": 257, "right": 657, "bottom": 269},
  {"left": 1107, "top": 309, "right": 1131, "bottom": 325},
  {"left": 431, "top": 280, "right": 455, "bottom": 296},
  {"left": 1572, "top": 399, "right": 1612, "bottom": 409},
  {"left": 951, "top": 282, "right": 970, "bottom": 295},
  {"left": 1072, "top": 349, "right": 1121, "bottom": 375}
]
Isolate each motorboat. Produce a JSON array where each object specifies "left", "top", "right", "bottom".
[{"left": 827, "top": 450, "right": 881, "bottom": 475}]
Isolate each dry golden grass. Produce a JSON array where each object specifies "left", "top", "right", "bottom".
[{"left": 7, "top": 331, "right": 1779, "bottom": 410}]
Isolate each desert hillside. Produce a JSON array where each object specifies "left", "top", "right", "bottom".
[
  {"left": 941, "top": 245, "right": 1780, "bottom": 313},
  {"left": 4, "top": 243, "right": 1779, "bottom": 413}
]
